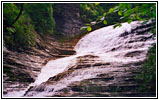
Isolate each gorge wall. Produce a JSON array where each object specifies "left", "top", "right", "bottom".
[{"left": 53, "top": 3, "right": 85, "bottom": 36}]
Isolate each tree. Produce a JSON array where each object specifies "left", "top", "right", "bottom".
[{"left": 84, "top": 3, "right": 156, "bottom": 33}]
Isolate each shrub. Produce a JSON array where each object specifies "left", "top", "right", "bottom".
[
  {"left": 3, "top": 3, "right": 36, "bottom": 49},
  {"left": 24, "top": 3, "right": 55, "bottom": 35},
  {"left": 135, "top": 44, "right": 156, "bottom": 92}
]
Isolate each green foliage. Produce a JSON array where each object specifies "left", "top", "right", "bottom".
[
  {"left": 3, "top": 3, "right": 56, "bottom": 49},
  {"left": 80, "top": 26, "right": 87, "bottom": 31},
  {"left": 3, "top": 3, "right": 19, "bottom": 26},
  {"left": 118, "top": 11, "right": 122, "bottom": 16},
  {"left": 103, "top": 20, "right": 107, "bottom": 25},
  {"left": 103, "top": 12, "right": 106, "bottom": 16},
  {"left": 113, "top": 23, "right": 122, "bottom": 28},
  {"left": 87, "top": 26, "right": 92, "bottom": 32},
  {"left": 80, "top": 3, "right": 118, "bottom": 32},
  {"left": 135, "top": 44, "right": 156, "bottom": 92},
  {"left": 84, "top": 3, "right": 156, "bottom": 34},
  {"left": 117, "top": 3, "right": 156, "bottom": 22},
  {"left": 13, "top": 14, "right": 36, "bottom": 48},
  {"left": 128, "top": 19, "right": 132, "bottom": 24},
  {"left": 108, "top": 8, "right": 115, "bottom": 14},
  {"left": 107, "top": 3, "right": 156, "bottom": 29},
  {"left": 80, "top": 3, "right": 105, "bottom": 23},
  {"left": 3, "top": 3, "right": 36, "bottom": 49},
  {"left": 24, "top": 3, "right": 55, "bottom": 35},
  {"left": 6, "top": 27, "right": 16, "bottom": 34}
]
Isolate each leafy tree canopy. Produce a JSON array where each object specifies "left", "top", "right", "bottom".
[{"left": 84, "top": 3, "right": 156, "bottom": 34}]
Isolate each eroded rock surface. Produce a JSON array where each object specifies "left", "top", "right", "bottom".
[
  {"left": 23, "top": 22, "right": 155, "bottom": 97},
  {"left": 3, "top": 36, "right": 76, "bottom": 97}
]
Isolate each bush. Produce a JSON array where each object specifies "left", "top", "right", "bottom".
[
  {"left": 3, "top": 3, "right": 19, "bottom": 27},
  {"left": 24, "top": 3, "right": 55, "bottom": 35},
  {"left": 135, "top": 44, "right": 156, "bottom": 92},
  {"left": 80, "top": 3, "right": 118, "bottom": 24},
  {"left": 80, "top": 3, "right": 105, "bottom": 23},
  {"left": 13, "top": 14, "right": 36, "bottom": 48},
  {"left": 3, "top": 3, "right": 36, "bottom": 49}
]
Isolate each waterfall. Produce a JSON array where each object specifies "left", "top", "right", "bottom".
[
  {"left": 4, "top": 21, "right": 155, "bottom": 97},
  {"left": 75, "top": 21, "right": 154, "bottom": 63}
]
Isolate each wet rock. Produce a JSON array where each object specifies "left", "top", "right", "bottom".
[
  {"left": 22, "top": 21, "right": 155, "bottom": 97},
  {"left": 73, "top": 64, "right": 91, "bottom": 69},
  {"left": 23, "top": 86, "right": 34, "bottom": 96},
  {"left": 125, "top": 51, "right": 143, "bottom": 57},
  {"left": 48, "top": 70, "right": 74, "bottom": 82},
  {"left": 89, "top": 77, "right": 114, "bottom": 82},
  {"left": 71, "top": 86, "right": 84, "bottom": 92},
  {"left": 58, "top": 49, "right": 76, "bottom": 55},
  {"left": 93, "top": 63, "right": 110, "bottom": 66},
  {"left": 3, "top": 35, "right": 78, "bottom": 97},
  {"left": 120, "top": 22, "right": 153, "bottom": 37}
]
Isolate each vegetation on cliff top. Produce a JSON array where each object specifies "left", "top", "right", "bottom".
[{"left": 3, "top": 3, "right": 55, "bottom": 49}]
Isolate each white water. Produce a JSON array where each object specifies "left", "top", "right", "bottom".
[
  {"left": 4, "top": 21, "right": 155, "bottom": 97},
  {"left": 33, "top": 56, "right": 77, "bottom": 86}
]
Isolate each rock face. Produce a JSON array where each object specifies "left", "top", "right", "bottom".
[
  {"left": 3, "top": 46, "right": 42, "bottom": 96},
  {"left": 23, "top": 21, "right": 155, "bottom": 97},
  {"left": 3, "top": 35, "right": 76, "bottom": 97},
  {"left": 46, "top": 56, "right": 154, "bottom": 97},
  {"left": 23, "top": 55, "right": 155, "bottom": 97},
  {"left": 53, "top": 3, "right": 85, "bottom": 36}
]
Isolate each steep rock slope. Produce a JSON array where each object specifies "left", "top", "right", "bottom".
[
  {"left": 3, "top": 35, "right": 76, "bottom": 96},
  {"left": 23, "top": 21, "right": 155, "bottom": 97},
  {"left": 53, "top": 3, "right": 85, "bottom": 36}
]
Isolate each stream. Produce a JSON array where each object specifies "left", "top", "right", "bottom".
[{"left": 4, "top": 21, "right": 155, "bottom": 97}]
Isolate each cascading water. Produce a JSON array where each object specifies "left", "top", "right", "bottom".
[{"left": 4, "top": 21, "right": 155, "bottom": 97}]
